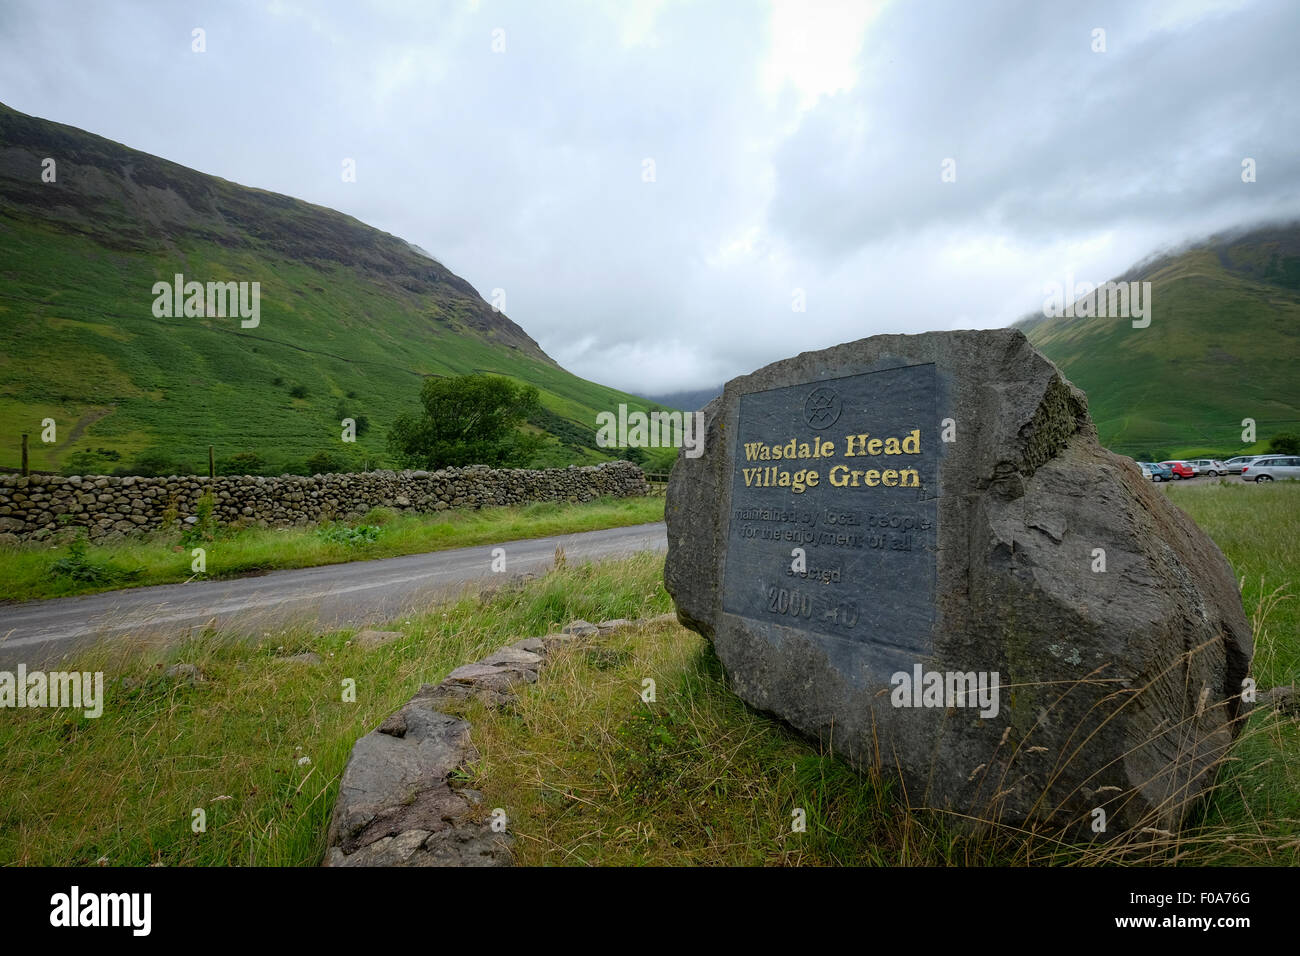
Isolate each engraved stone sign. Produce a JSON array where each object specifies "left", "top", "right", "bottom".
[
  {"left": 664, "top": 329, "right": 1252, "bottom": 837},
  {"left": 721, "top": 365, "right": 938, "bottom": 674}
]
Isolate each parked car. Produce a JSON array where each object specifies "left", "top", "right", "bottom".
[
  {"left": 1186, "top": 458, "right": 1228, "bottom": 477},
  {"left": 1223, "top": 455, "right": 1263, "bottom": 475},
  {"left": 1144, "top": 461, "right": 1174, "bottom": 482},
  {"left": 1242, "top": 456, "right": 1300, "bottom": 482},
  {"left": 1160, "top": 460, "right": 1195, "bottom": 479}
]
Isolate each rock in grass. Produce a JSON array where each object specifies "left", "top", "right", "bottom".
[
  {"left": 282, "top": 652, "right": 322, "bottom": 665},
  {"left": 163, "top": 663, "right": 205, "bottom": 684},
  {"left": 325, "top": 699, "right": 510, "bottom": 867},
  {"left": 354, "top": 629, "right": 404, "bottom": 650},
  {"left": 664, "top": 329, "right": 1252, "bottom": 838}
]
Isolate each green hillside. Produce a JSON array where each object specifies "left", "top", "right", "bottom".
[
  {"left": 1018, "top": 223, "right": 1300, "bottom": 459},
  {"left": 0, "top": 102, "right": 657, "bottom": 474}
]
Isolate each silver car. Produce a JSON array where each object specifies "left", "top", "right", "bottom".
[
  {"left": 1242, "top": 456, "right": 1300, "bottom": 482},
  {"left": 1186, "top": 458, "right": 1228, "bottom": 476},
  {"left": 1223, "top": 455, "right": 1263, "bottom": 475}
]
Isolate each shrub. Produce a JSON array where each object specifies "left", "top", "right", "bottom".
[
  {"left": 61, "top": 450, "right": 104, "bottom": 476},
  {"left": 305, "top": 451, "right": 346, "bottom": 475},
  {"left": 130, "top": 450, "right": 176, "bottom": 477},
  {"left": 316, "top": 524, "right": 382, "bottom": 547},
  {"left": 179, "top": 491, "right": 217, "bottom": 548},
  {"left": 289, "top": 384, "right": 309, "bottom": 399},
  {"left": 1267, "top": 432, "right": 1300, "bottom": 455},
  {"left": 50, "top": 535, "right": 142, "bottom": 585},
  {"left": 360, "top": 506, "right": 399, "bottom": 525},
  {"left": 217, "top": 452, "right": 269, "bottom": 476}
]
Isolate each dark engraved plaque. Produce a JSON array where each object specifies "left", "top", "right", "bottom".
[{"left": 721, "top": 363, "right": 939, "bottom": 658}]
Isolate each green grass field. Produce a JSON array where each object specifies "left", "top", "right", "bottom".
[
  {"left": 0, "top": 495, "right": 665, "bottom": 603},
  {"left": 0, "top": 484, "right": 1293, "bottom": 866}
]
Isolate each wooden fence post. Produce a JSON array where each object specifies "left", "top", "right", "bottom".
[
  {"left": 21, "top": 433, "right": 29, "bottom": 477},
  {"left": 209, "top": 445, "right": 215, "bottom": 478}
]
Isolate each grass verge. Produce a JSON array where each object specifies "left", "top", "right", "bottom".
[
  {"left": 0, "top": 495, "right": 664, "bottom": 603},
  {"left": 0, "top": 551, "right": 671, "bottom": 866}
]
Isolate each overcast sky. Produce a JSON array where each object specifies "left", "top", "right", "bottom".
[{"left": 2, "top": 0, "right": 1297, "bottom": 395}]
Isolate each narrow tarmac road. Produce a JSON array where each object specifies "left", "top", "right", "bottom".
[{"left": 0, "top": 522, "right": 668, "bottom": 667}]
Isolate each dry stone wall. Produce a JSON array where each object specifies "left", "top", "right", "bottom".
[{"left": 0, "top": 460, "right": 647, "bottom": 542}]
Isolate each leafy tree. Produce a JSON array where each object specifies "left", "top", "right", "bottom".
[
  {"left": 388, "top": 374, "right": 543, "bottom": 469},
  {"left": 289, "top": 384, "right": 309, "bottom": 399},
  {"left": 1267, "top": 431, "right": 1300, "bottom": 455}
]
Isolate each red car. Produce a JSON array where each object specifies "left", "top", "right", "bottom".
[{"left": 1159, "top": 460, "right": 1195, "bottom": 480}]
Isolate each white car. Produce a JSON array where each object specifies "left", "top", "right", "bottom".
[
  {"left": 1223, "top": 455, "right": 1263, "bottom": 475},
  {"left": 1186, "top": 458, "right": 1228, "bottom": 476},
  {"left": 1242, "top": 456, "right": 1300, "bottom": 482}
]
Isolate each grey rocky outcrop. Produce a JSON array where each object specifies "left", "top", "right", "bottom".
[
  {"left": 324, "top": 619, "right": 629, "bottom": 867},
  {"left": 664, "top": 329, "right": 1252, "bottom": 837}
]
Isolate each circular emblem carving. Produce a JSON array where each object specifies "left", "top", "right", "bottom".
[{"left": 803, "top": 387, "right": 842, "bottom": 430}]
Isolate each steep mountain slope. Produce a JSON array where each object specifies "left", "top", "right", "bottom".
[
  {"left": 1016, "top": 223, "right": 1300, "bottom": 458},
  {"left": 0, "top": 102, "right": 655, "bottom": 473}
]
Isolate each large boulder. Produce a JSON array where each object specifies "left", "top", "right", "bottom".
[{"left": 665, "top": 329, "right": 1251, "bottom": 837}]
